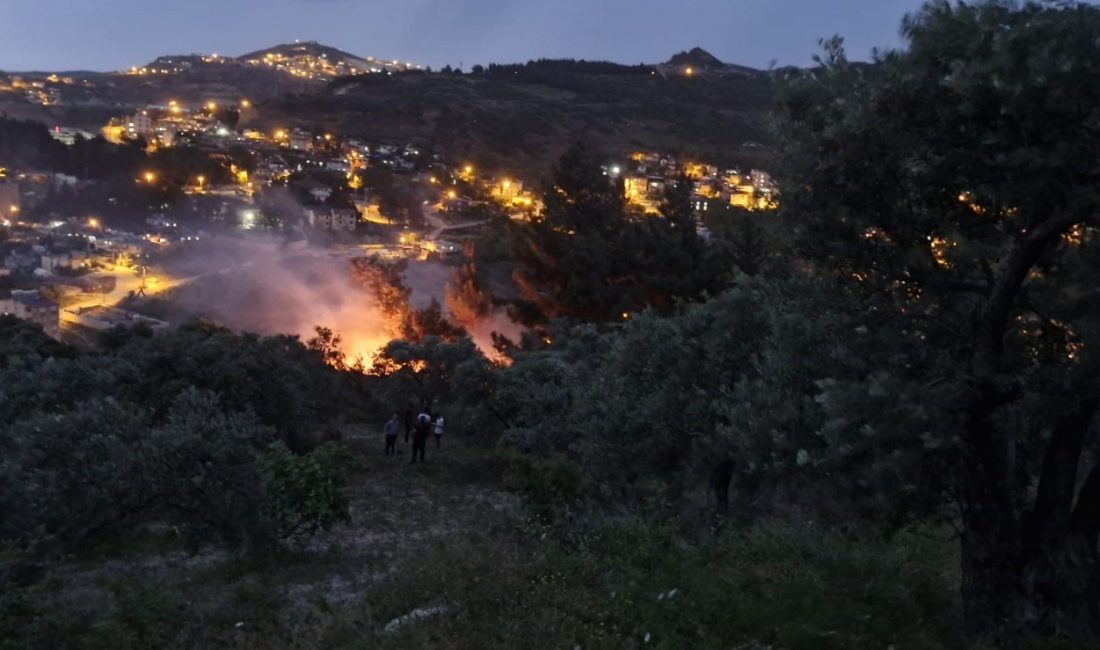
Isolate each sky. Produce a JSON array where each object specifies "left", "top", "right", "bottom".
[{"left": 0, "top": 0, "right": 930, "bottom": 72}]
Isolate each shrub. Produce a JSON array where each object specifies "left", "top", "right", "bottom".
[{"left": 259, "top": 441, "right": 353, "bottom": 547}]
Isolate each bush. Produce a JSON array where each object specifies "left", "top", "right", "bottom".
[
  {"left": 259, "top": 441, "right": 354, "bottom": 547},
  {"left": 502, "top": 453, "right": 582, "bottom": 521}
]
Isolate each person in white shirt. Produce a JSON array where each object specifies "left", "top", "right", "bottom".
[{"left": 433, "top": 415, "right": 445, "bottom": 448}]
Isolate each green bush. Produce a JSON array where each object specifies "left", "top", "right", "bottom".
[
  {"left": 259, "top": 441, "right": 354, "bottom": 547},
  {"left": 502, "top": 453, "right": 582, "bottom": 521}
]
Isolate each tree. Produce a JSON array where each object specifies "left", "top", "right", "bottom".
[
  {"left": 445, "top": 241, "right": 493, "bottom": 330},
  {"left": 778, "top": 1, "right": 1100, "bottom": 640},
  {"left": 0, "top": 324, "right": 362, "bottom": 587},
  {"left": 371, "top": 336, "right": 482, "bottom": 412}
]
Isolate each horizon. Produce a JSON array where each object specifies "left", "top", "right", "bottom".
[{"left": 0, "top": 0, "right": 930, "bottom": 73}]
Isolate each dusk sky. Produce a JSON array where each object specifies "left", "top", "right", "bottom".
[{"left": 0, "top": 0, "right": 930, "bottom": 72}]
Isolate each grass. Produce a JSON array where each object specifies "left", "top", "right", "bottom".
[{"left": 1, "top": 440, "right": 982, "bottom": 649}]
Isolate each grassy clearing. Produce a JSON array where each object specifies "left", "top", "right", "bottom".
[{"left": 2, "top": 441, "right": 976, "bottom": 649}]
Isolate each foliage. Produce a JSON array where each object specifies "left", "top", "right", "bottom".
[
  {"left": 0, "top": 322, "right": 359, "bottom": 586},
  {"left": 513, "top": 142, "right": 719, "bottom": 323},
  {"left": 371, "top": 335, "right": 485, "bottom": 413},
  {"left": 776, "top": 0, "right": 1100, "bottom": 640},
  {"left": 356, "top": 520, "right": 961, "bottom": 650},
  {"left": 501, "top": 453, "right": 582, "bottom": 522},
  {"left": 259, "top": 441, "right": 353, "bottom": 547}
]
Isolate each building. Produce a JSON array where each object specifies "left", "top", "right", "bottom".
[
  {"left": 307, "top": 207, "right": 358, "bottom": 232},
  {"left": 127, "top": 111, "right": 154, "bottom": 137},
  {"left": 288, "top": 131, "right": 312, "bottom": 151},
  {"left": 1, "top": 290, "right": 61, "bottom": 339}
]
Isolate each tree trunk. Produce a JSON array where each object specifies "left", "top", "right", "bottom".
[
  {"left": 1018, "top": 396, "right": 1100, "bottom": 638},
  {"left": 958, "top": 386, "right": 1026, "bottom": 641},
  {"left": 706, "top": 460, "right": 734, "bottom": 531}
]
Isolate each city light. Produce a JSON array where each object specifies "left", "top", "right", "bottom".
[
  {"left": 205, "top": 101, "right": 217, "bottom": 111},
  {"left": 88, "top": 217, "right": 99, "bottom": 229},
  {"left": 143, "top": 171, "right": 157, "bottom": 184},
  {"left": 240, "top": 99, "right": 251, "bottom": 109},
  {"left": 8, "top": 204, "right": 18, "bottom": 214},
  {"left": 684, "top": 67, "right": 695, "bottom": 76}
]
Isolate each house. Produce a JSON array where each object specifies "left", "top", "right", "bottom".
[
  {"left": 307, "top": 207, "right": 358, "bottom": 232},
  {"left": 40, "top": 248, "right": 89, "bottom": 274},
  {"left": 288, "top": 131, "right": 312, "bottom": 151},
  {"left": 0, "top": 290, "right": 60, "bottom": 339},
  {"left": 127, "top": 111, "right": 154, "bottom": 137}
]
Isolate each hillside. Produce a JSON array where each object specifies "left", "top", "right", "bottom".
[{"left": 260, "top": 62, "right": 777, "bottom": 175}]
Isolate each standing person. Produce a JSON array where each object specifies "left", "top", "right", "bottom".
[
  {"left": 411, "top": 411, "right": 431, "bottom": 464},
  {"left": 433, "top": 414, "right": 445, "bottom": 448},
  {"left": 403, "top": 407, "right": 413, "bottom": 444},
  {"left": 383, "top": 413, "right": 399, "bottom": 456}
]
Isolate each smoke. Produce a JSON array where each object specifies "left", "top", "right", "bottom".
[
  {"left": 161, "top": 234, "right": 524, "bottom": 364},
  {"left": 165, "top": 235, "right": 393, "bottom": 364}
]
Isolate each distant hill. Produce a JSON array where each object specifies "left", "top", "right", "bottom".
[
  {"left": 260, "top": 58, "right": 778, "bottom": 176},
  {"left": 668, "top": 47, "right": 726, "bottom": 70},
  {"left": 144, "top": 41, "right": 418, "bottom": 79},
  {"left": 661, "top": 47, "right": 761, "bottom": 78},
  {"left": 0, "top": 48, "right": 779, "bottom": 173},
  {"left": 238, "top": 41, "right": 369, "bottom": 65},
  {"left": 237, "top": 41, "right": 418, "bottom": 74}
]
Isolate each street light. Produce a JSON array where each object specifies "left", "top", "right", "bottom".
[
  {"left": 197, "top": 174, "right": 205, "bottom": 190},
  {"left": 88, "top": 217, "right": 99, "bottom": 229},
  {"left": 143, "top": 171, "right": 157, "bottom": 184}
]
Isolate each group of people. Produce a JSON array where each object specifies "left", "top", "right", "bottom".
[{"left": 383, "top": 408, "right": 444, "bottom": 463}]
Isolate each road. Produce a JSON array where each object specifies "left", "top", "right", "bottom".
[
  {"left": 424, "top": 204, "right": 487, "bottom": 240},
  {"left": 62, "top": 269, "right": 191, "bottom": 319}
]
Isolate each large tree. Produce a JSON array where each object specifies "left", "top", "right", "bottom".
[
  {"left": 514, "top": 143, "right": 716, "bottom": 323},
  {"left": 779, "top": 1, "right": 1100, "bottom": 640}
]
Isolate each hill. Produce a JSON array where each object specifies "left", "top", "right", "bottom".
[
  {"left": 260, "top": 60, "right": 777, "bottom": 176},
  {"left": 238, "top": 40, "right": 418, "bottom": 76},
  {"left": 668, "top": 47, "right": 726, "bottom": 70}
]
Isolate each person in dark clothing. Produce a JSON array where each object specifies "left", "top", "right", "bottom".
[
  {"left": 411, "top": 412, "right": 431, "bottom": 464},
  {"left": 403, "top": 408, "right": 413, "bottom": 444},
  {"left": 384, "top": 414, "right": 399, "bottom": 456}
]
